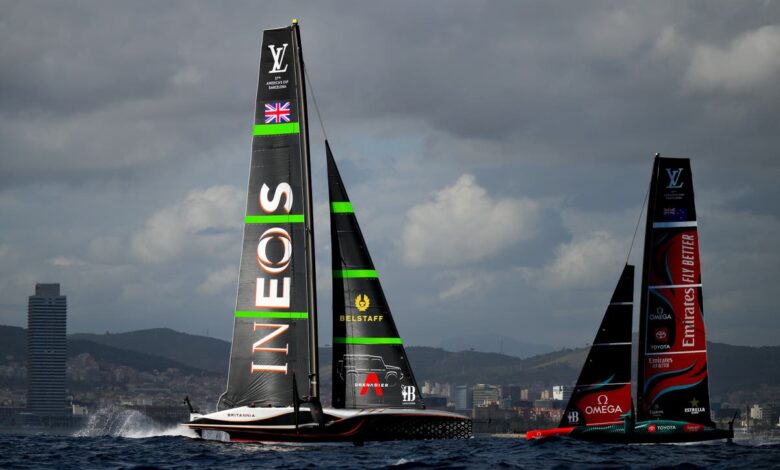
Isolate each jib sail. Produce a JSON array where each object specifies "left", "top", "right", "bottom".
[
  {"left": 636, "top": 156, "right": 713, "bottom": 425},
  {"left": 218, "top": 23, "right": 317, "bottom": 410},
  {"left": 560, "top": 265, "right": 634, "bottom": 427},
  {"left": 327, "top": 143, "right": 424, "bottom": 409}
]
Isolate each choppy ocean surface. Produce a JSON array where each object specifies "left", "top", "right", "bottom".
[
  {"left": 0, "top": 408, "right": 778, "bottom": 470},
  {"left": 2, "top": 426, "right": 779, "bottom": 470}
]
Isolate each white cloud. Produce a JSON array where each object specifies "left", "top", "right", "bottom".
[
  {"left": 436, "top": 269, "right": 498, "bottom": 301},
  {"left": 49, "top": 256, "right": 86, "bottom": 267},
  {"left": 197, "top": 265, "right": 237, "bottom": 296},
  {"left": 401, "top": 174, "right": 539, "bottom": 267},
  {"left": 131, "top": 185, "right": 243, "bottom": 263},
  {"left": 685, "top": 25, "right": 780, "bottom": 94},
  {"left": 541, "top": 231, "right": 625, "bottom": 290}
]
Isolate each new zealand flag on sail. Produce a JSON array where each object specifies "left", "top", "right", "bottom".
[
  {"left": 264, "top": 101, "right": 291, "bottom": 123},
  {"left": 662, "top": 207, "right": 688, "bottom": 221}
]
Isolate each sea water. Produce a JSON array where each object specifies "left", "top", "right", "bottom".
[{"left": 1, "top": 418, "right": 779, "bottom": 469}]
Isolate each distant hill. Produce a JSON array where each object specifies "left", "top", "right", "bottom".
[
  {"left": 0, "top": 325, "right": 206, "bottom": 374},
  {"left": 0, "top": 325, "right": 27, "bottom": 361},
  {"left": 439, "top": 334, "right": 554, "bottom": 359},
  {"left": 406, "top": 346, "right": 584, "bottom": 387},
  {"left": 71, "top": 328, "right": 230, "bottom": 373},
  {"left": 3, "top": 325, "right": 780, "bottom": 399}
]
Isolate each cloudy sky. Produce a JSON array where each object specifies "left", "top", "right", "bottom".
[{"left": 1, "top": 1, "right": 778, "bottom": 349}]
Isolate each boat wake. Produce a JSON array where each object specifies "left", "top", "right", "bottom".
[{"left": 73, "top": 405, "right": 198, "bottom": 439}]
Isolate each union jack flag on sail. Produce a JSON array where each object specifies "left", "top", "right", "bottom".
[{"left": 264, "top": 102, "right": 291, "bottom": 124}]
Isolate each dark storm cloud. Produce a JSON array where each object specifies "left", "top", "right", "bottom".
[{"left": 0, "top": 1, "right": 778, "bottom": 347}]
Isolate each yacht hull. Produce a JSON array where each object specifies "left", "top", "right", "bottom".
[
  {"left": 526, "top": 420, "right": 733, "bottom": 443},
  {"left": 184, "top": 406, "right": 472, "bottom": 443}
]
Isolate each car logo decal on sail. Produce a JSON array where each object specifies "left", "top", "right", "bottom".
[
  {"left": 359, "top": 373, "right": 384, "bottom": 396},
  {"left": 264, "top": 102, "right": 291, "bottom": 124},
  {"left": 654, "top": 327, "right": 669, "bottom": 342},
  {"left": 268, "top": 44, "right": 288, "bottom": 73},
  {"left": 567, "top": 411, "right": 580, "bottom": 424},
  {"left": 666, "top": 168, "right": 684, "bottom": 189},
  {"left": 355, "top": 294, "right": 370, "bottom": 312}
]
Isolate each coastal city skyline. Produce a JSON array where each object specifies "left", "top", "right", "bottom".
[{"left": 2, "top": 1, "right": 779, "bottom": 350}]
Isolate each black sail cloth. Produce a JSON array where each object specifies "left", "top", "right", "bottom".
[
  {"left": 219, "top": 26, "right": 314, "bottom": 410},
  {"left": 327, "top": 142, "right": 424, "bottom": 409}
]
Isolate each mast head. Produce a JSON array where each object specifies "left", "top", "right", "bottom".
[
  {"left": 291, "top": 18, "right": 299, "bottom": 25},
  {"left": 655, "top": 152, "right": 661, "bottom": 158}
]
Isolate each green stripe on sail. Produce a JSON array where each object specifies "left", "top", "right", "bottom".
[
  {"left": 245, "top": 214, "right": 304, "bottom": 224},
  {"left": 235, "top": 311, "right": 308, "bottom": 319},
  {"left": 331, "top": 202, "right": 354, "bottom": 213},
  {"left": 253, "top": 122, "right": 300, "bottom": 136},
  {"left": 333, "top": 337, "right": 403, "bottom": 345},
  {"left": 333, "top": 269, "right": 378, "bottom": 279}
]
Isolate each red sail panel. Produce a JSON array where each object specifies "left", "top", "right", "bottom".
[
  {"left": 569, "top": 383, "right": 633, "bottom": 426},
  {"left": 647, "top": 229, "right": 701, "bottom": 287},
  {"left": 646, "top": 286, "right": 706, "bottom": 354},
  {"left": 637, "top": 157, "right": 714, "bottom": 425}
]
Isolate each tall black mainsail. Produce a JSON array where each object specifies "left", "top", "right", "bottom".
[
  {"left": 559, "top": 265, "right": 634, "bottom": 428},
  {"left": 218, "top": 23, "right": 317, "bottom": 410},
  {"left": 636, "top": 156, "right": 713, "bottom": 425},
  {"left": 327, "top": 143, "right": 424, "bottom": 409}
]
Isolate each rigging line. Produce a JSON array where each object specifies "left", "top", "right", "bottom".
[
  {"left": 303, "top": 59, "right": 328, "bottom": 141},
  {"left": 626, "top": 174, "right": 651, "bottom": 265}
]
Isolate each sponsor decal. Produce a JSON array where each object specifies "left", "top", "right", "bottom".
[
  {"left": 584, "top": 394, "right": 624, "bottom": 416},
  {"left": 338, "top": 354, "right": 404, "bottom": 403},
  {"left": 264, "top": 102, "right": 291, "bottom": 124},
  {"left": 649, "top": 307, "right": 672, "bottom": 321},
  {"left": 250, "top": 323, "right": 289, "bottom": 374},
  {"left": 680, "top": 233, "right": 697, "bottom": 284},
  {"left": 684, "top": 423, "right": 704, "bottom": 433},
  {"left": 268, "top": 43, "right": 289, "bottom": 74},
  {"left": 666, "top": 168, "right": 684, "bottom": 189},
  {"left": 251, "top": 181, "right": 294, "bottom": 374},
  {"left": 358, "top": 373, "right": 384, "bottom": 396},
  {"left": 339, "top": 314, "right": 384, "bottom": 322},
  {"left": 567, "top": 411, "right": 580, "bottom": 424},
  {"left": 654, "top": 327, "right": 669, "bottom": 343},
  {"left": 681, "top": 286, "right": 697, "bottom": 348},
  {"left": 402, "top": 386, "right": 416, "bottom": 403},
  {"left": 647, "top": 422, "right": 678, "bottom": 433},
  {"left": 648, "top": 356, "right": 672, "bottom": 369},
  {"left": 256, "top": 227, "right": 292, "bottom": 275},
  {"left": 355, "top": 294, "right": 370, "bottom": 312},
  {"left": 685, "top": 397, "right": 706, "bottom": 415}
]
